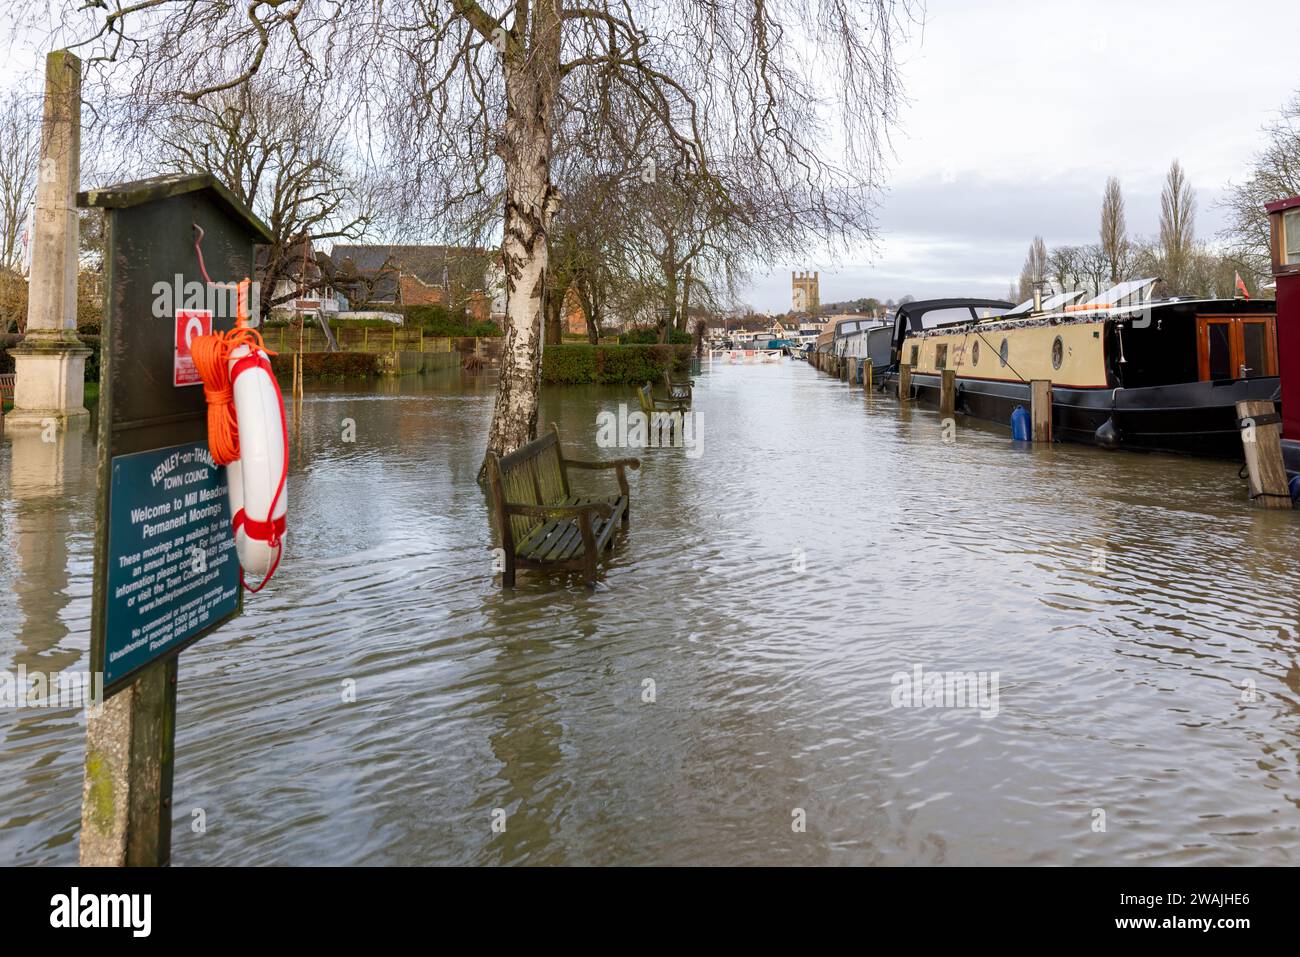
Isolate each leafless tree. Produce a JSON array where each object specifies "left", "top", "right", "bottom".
[
  {"left": 1219, "top": 91, "right": 1300, "bottom": 283},
  {"left": 0, "top": 91, "right": 39, "bottom": 271},
  {"left": 49, "top": 0, "right": 917, "bottom": 472},
  {"left": 1017, "top": 235, "right": 1048, "bottom": 300},
  {"left": 1099, "top": 176, "right": 1129, "bottom": 284},
  {"left": 147, "top": 81, "right": 374, "bottom": 318},
  {"left": 1159, "top": 159, "right": 1196, "bottom": 294}
]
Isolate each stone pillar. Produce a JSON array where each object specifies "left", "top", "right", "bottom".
[{"left": 8, "top": 50, "right": 90, "bottom": 429}]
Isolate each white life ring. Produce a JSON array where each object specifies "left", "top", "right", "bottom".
[{"left": 225, "top": 343, "right": 288, "bottom": 585}]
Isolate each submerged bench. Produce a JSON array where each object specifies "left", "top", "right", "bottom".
[
  {"left": 486, "top": 424, "right": 640, "bottom": 588},
  {"left": 637, "top": 381, "right": 688, "bottom": 417}
]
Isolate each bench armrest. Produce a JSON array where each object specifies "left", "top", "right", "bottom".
[{"left": 562, "top": 458, "right": 642, "bottom": 471}]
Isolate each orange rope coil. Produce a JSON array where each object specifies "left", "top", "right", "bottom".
[{"left": 190, "top": 278, "right": 276, "bottom": 465}]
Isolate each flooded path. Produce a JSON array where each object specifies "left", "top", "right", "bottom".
[{"left": 2, "top": 361, "right": 1298, "bottom": 864}]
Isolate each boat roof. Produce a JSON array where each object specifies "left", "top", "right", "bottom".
[
  {"left": 907, "top": 295, "right": 1275, "bottom": 337},
  {"left": 894, "top": 298, "right": 1016, "bottom": 331}
]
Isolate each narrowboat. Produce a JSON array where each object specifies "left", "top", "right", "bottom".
[
  {"left": 887, "top": 282, "right": 1280, "bottom": 458},
  {"left": 832, "top": 317, "right": 894, "bottom": 369}
]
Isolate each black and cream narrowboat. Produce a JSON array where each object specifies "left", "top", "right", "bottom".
[{"left": 886, "top": 282, "right": 1279, "bottom": 458}]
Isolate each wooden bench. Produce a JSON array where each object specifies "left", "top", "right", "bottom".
[
  {"left": 663, "top": 371, "right": 693, "bottom": 404},
  {"left": 486, "top": 423, "right": 640, "bottom": 588},
  {"left": 637, "top": 381, "right": 688, "bottom": 418}
]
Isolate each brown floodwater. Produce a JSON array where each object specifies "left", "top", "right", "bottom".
[{"left": 1, "top": 359, "right": 1298, "bottom": 865}]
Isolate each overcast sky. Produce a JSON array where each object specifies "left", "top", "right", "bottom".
[{"left": 742, "top": 0, "right": 1300, "bottom": 312}]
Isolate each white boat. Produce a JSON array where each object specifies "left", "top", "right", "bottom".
[{"left": 727, "top": 349, "right": 783, "bottom": 364}]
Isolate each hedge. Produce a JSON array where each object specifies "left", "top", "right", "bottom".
[
  {"left": 619, "top": 327, "right": 692, "bottom": 345},
  {"left": 269, "top": 351, "right": 379, "bottom": 380},
  {"left": 541, "top": 344, "right": 691, "bottom": 385},
  {"left": 265, "top": 304, "right": 502, "bottom": 338}
]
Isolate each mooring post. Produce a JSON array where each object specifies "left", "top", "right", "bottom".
[
  {"left": 80, "top": 657, "right": 178, "bottom": 865},
  {"left": 940, "top": 369, "right": 956, "bottom": 419},
  {"left": 1236, "top": 399, "right": 1293, "bottom": 509},
  {"left": 865, "top": 358, "right": 873, "bottom": 393},
  {"left": 898, "top": 362, "right": 912, "bottom": 401},
  {"left": 1031, "top": 379, "right": 1053, "bottom": 443}
]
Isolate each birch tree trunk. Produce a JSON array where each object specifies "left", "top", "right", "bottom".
[{"left": 482, "top": 0, "right": 562, "bottom": 474}]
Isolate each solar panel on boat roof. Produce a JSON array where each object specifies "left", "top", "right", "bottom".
[
  {"left": 1085, "top": 277, "right": 1157, "bottom": 307},
  {"left": 1003, "top": 289, "right": 1087, "bottom": 317}
]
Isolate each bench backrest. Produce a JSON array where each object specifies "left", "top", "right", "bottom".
[
  {"left": 636, "top": 383, "right": 654, "bottom": 415},
  {"left": 0, "top": 373, "right": 14, "bottom": 398},
  {"left": 488, "top": 425, "right": 571, "bottom": 549}
]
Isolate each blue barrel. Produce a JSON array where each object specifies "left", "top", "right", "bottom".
[{"left": 1010, "top": 405, "right": 1031, "bottom": 441}]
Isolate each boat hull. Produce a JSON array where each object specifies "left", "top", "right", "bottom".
[{"left": 896, "top": 372, "right": 1280, "bottom": 458}]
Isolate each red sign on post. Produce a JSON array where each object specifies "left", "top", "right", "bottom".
[{"left": 174, "top": 310, "right": 211, "bottom": 387}]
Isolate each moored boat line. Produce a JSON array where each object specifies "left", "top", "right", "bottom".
[{"left": 810, "top": 282, "right": 1282, "bottom": 461}]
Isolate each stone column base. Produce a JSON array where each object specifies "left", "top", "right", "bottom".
[{"left": 6, "top": 338, "right": 92, "bottom": 429}]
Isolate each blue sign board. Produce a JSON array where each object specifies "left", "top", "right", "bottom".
[{"left": 101, "top": 441, "right": 240, "bottom": 689}]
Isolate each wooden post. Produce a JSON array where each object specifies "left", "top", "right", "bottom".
[
  {"left": 418, "top": 328, "right": 424, "bottom": 352},
  {"left": 393, "top": 326, "right": 398, "bottom": 351},
  {"left": 80, "top": 658, "right": 177, "bottom": 865},
  {"left": 1031, "top": 379, "right": 1053, "bottom": 443},
  {"left": 898, "top": 363, "right": 912, "bottom": 401},
  {"left": 939, "top": 369, "right": 956, "bottom": 419},
  {"left": 1236, "top": 399, "right": 1293, "bottom": 509},
  {"left": 363, "top": 326, "right": 368, "bottom": 351},
  {"left": 848, "top": 357, "right": 859, "bottom": 385},
  {"left": 865, "top": 358, "right": 873, "bottom": 393}
]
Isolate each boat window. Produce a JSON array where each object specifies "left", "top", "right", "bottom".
[
  {"left": 920, "top": 307, "right": 981, "bottom": 329},
  {"left": 1051, "top": 336, "right": 1063, "bottom": 371},
  {"left": 999, "top": 338, "right": 1009, "bottom": 367},
  {"left": 935, "top": 343, "right": 948, "bottom": 370},
  {"left": 971, "top": 341, "right": 980, "bottom": 366},
  {"left": 1206, "top": 322, "right": 1233, "bottom": 380},
  {"left": 909, "top": 344, "right": 919, "bottom": 367},
  {"left": 1241, "top": 321, "right": 1270, "bottom": 377},
  {"left": 1286, "top": 209, "right": 1300, "bottom": 264}
]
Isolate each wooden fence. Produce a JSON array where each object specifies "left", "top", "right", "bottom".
[{"left": 265, "top": 325, "right": 502, "bottom": 358}]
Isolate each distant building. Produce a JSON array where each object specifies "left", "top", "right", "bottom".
[
  {"left": 792, "top": 270, "right": 820, "bottom": 314},
  {"left": 327, "top": 244, "right": 504, "bottom": 323},
  {"left": 258, "top": 237, "right": 339, "bottom": 318}
]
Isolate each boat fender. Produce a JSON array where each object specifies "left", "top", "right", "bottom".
[
  {"left": 1010, "top": 405, "right": 1031, "bottom": 441},
  {"left": 1289, "top": 475, "right": 1300, "bottom": 503},
  {"left": 1094, "top": 417, "right": 1121, "bottom": 450}
]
